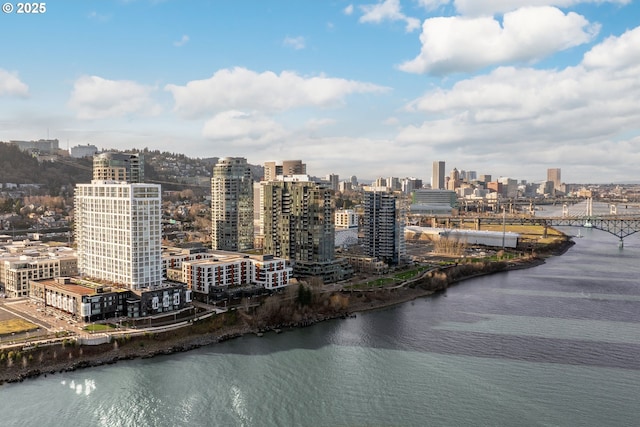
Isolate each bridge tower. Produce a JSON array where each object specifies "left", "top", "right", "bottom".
[
  {"left": 562, "top": 203, "right": 569, "bottom": 218},
  {"left": 610, "top": 204, "right": 617, "bottom": 215}
]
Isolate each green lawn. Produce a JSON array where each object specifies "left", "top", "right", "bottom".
[
  {"left": 84, "top": 323, "right": 116, "bottom": 332},
  {"left": 347, "top": 277, "right": 399, "bottom": 289},
  {"left": 393, "top": 266, "right": 430, "bottom": 280}
]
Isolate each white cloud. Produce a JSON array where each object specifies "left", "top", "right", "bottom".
[
  {"left": 68, "top": 76, "right": 162, "bottom": 120},
  {"left": 283, "top": 36, "right": 305, "bottom": 50},
  {"left": 305, "top": 118, "right": 337, "bottom": 130},
  {"left": 173, "top": 35, "right": 189, "bottom": 47},
  {"left": 453, "top": 0, "right": 631, "bottom": 16},
  {"left": 344, "top": 4, "right": 354, "bottom": 15},
  {"left": 202, "top": 110, "right": 287, "bottom": 146},
  {"left": 359, "top": 0, "right": 421, "bottom": 32},
  {"left": 165, "top": 67, "right": 390, "bottom": 118},
  {"left": 397, "top": 26, "right": 640, "bottom": 169},
  {"left": 0, "top": 69, "right": 29, "bottom": 97},
  {"left": 399, "top": 6, "right": 599, "bottom": 74},
  {"left": 583, "top": 24, "right": 640, "bottom": 70},
  {"left": 417, "top": 0, "right": 450, "bottom": 10}
]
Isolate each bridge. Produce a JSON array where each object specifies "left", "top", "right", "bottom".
[{"left": 413, "top": 199, "right": 640, "bottom": 247}]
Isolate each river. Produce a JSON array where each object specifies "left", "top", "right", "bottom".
[{"left": 2, "top": 227, "right": 640, "bottom": 426}]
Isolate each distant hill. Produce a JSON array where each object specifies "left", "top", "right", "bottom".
[
  {"left": 0, "top": 143, "right": 264, "bottom": 197},
  {"left": 0, "top": 142, "right": 92, "bottom": 196}
]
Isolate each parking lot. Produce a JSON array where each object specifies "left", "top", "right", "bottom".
[{"left": 0, "top": 298, "right": 83, "bottom": 346}]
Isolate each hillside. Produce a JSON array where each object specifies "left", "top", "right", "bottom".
[
  {"left": 0, "top": 143, "right": 265, "bottom": 196},
  {"left": 0, "top": 143, "right": 92, "bottom": 196}
]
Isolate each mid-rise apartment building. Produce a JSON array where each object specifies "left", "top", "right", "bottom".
[
  {"left": 2, "top": 255, "right": 77, "bottom": 298},
  {"left": 0, "top": 241, "right": 77, "bottom": 297},
  {"left": 335, "top": 209, "right": 358, "bottom": 229},
  {"left": 182, "top": 253, "right": 291, "bottom": 294}
]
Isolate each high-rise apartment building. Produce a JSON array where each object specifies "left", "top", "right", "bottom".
[
  {"left": 263, "top": 178, "right": 334, "bottom": 263},
  {"left": 263, "top": 177, "right": 345, "bottom": 281},
  {"left": 374, "top": 177, "right": 387, "bottom": 188},
  {"left": 363, "top": 191, "right": 405, "bottom": 265},
  {"left": 75, "top": 181, "right": 163, "bottom": 290},
  {"left": 263, "top": 160, "right": 306, "bottom": 181},
  {"left": 93, "top": 152, "right": 144, "bottom": 183},
  {"left": 211, "top": 157, "right": 254, "bottom": 252},
  {"left": 432, "top": 161, "right": 445, "bottom": 190}
]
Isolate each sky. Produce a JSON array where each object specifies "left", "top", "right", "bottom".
[{"left": 1, "top": 0, "right": 639, "bottom": 184}]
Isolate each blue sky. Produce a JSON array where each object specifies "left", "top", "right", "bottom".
[{"left": 1, "top": 0, "right": 639, "bottom": 184}]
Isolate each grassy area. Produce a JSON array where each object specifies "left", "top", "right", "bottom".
[
  {"left": 84, "top": 323, "right": 116, "bottom": 332},
  {"left": 347, "top": 277, "right": 399, "bottom": 290},
  {"left": 0, "top": 319, "right": 38, "bottom": 335},
  {"left": 393, "top": 265, "right": 430, "bottom": 280}
]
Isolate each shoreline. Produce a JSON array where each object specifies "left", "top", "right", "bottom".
[{"left": 0, "top": 239, "right": 573, "bottom": 385}]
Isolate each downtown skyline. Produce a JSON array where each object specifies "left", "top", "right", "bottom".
[{"left": 1, "top": 0, "right": 639, "bottom": 184}]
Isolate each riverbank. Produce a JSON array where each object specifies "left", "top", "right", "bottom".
[{"left": 0, "top": 238, "right": 574, "bottom": 385}]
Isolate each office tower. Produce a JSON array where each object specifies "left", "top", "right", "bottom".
[
  {"left": 350, "top": 175, "right": 358, "bottom": 187},
  {"left": 211, "top": 157, "right": 254, "bottom": 252},
  {"left": 363, "top": 191, "right": 405, "bottom": 265},
  {"left": 547, "top": 168, "right": 561, "bottom": 189},
  {"left": 479, "top": 174, "right": 492, "bottom": 184},
  {"left": 75, "top": 181, "right": 163, "bottom": 290},
  {"left": 263, "top": 160, "right": 306, "bottom": 181},
  {"left": 432, "top": 161, "right": 445, "bottom": 190},
  {"left": 498, "top": 177, "right": 519, "bottom": 198},
  {"left": 93, "top": 152, "right": 144, "bottom": 183},
  {"left": 401, "top": 178, "right": 422, "bottom": 194},
  {"left": 447, "top": 168, "right": 461, "bottom": 191},
  {"left": 263, "top": 178, "right": 337, "bottom": 278},
  {"left": 326, "top": 174, "right": 339, "bottom": 192}
]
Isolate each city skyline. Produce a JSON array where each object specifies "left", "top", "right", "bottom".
[{"left": 1, "top": 1, "right": 639, "bottom": 183}]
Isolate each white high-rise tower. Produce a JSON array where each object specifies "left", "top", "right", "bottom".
[{"left": 75, "top": 181, "right": 163, "bottom": 290}]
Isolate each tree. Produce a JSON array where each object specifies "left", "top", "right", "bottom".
[{"left": 296, "top": 284, "right": 312, "bottom": 306}]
